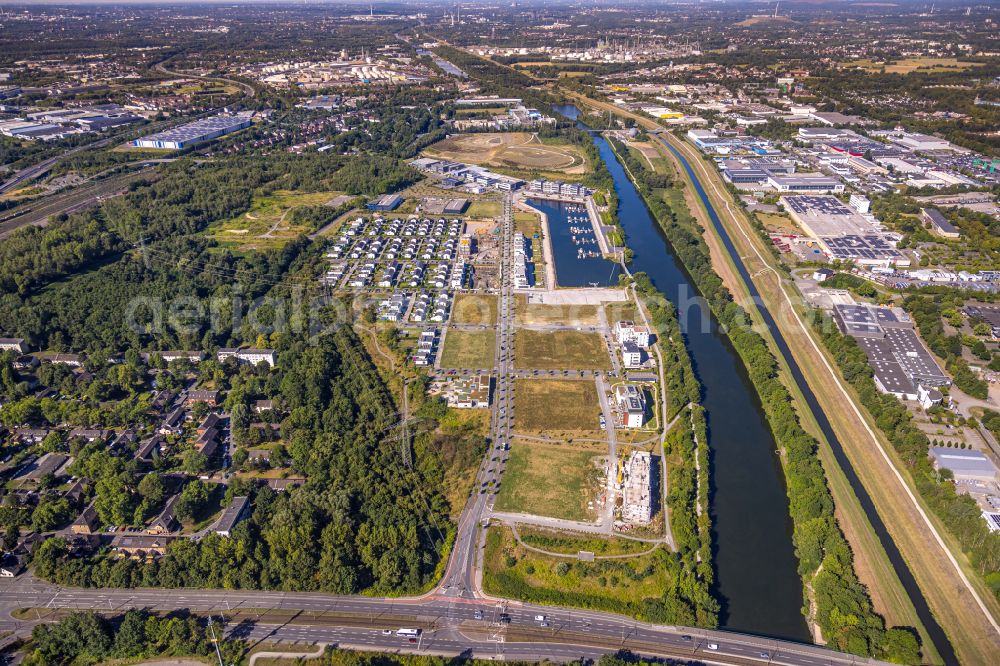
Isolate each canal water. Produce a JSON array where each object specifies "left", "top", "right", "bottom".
[
  {"left": 527, "top": 197, "right": 620, "bottom": 287},
  {"left": 653, "top": 137, "right": 955, "bottom": 662},
  {"left": 553, "top": 104, "right": 810, "bottom": 641}
]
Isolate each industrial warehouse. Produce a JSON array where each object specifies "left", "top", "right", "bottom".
[
  {"left": 833, "top": 304, "right": 950, "bottom": 400},
  {"left": 132, "top": 114, "right": 251, "bottom": 150},
  {"left": 781, "top": 195, "right": 908, "bottom": 266}
]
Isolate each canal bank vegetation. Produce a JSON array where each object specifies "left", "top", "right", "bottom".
[{"left": 608, "top": 138, "right": 922, "bottom": 663}]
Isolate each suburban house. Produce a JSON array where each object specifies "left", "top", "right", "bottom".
[
  {"left": 112, "top": 534, "right": 177, "bottom": 559},
  {"left": 71, "top": 504, "right": 100, "bottom": 535},
  {"left": 0, "top": 337, "right": 28, "bottom": 354},
  {"left": 186, "top": 390, "right": 220, "bottom": 406}
]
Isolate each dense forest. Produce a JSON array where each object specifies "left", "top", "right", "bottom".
[
  {"left": 609, "top": 137, "right": 921, "bottom": 663},
  {"left": 33, "top": 324, "right": 460, "bottom": 595},
  {"left": 0, "top": 147, "right": 420, "bottom": 352},
  {"left": 26, "top": 610, "right": 234, "bottom": 666}
]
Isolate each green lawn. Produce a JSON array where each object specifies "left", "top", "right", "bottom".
[
  {"left": 467, "top": 200, "right": 501, "bottom": 218},
  {"left": 517, "top": 526, "right": 652, "bottom": 556},
  {"left": 207, "top": 189, "right": 343, "bottom": 249},
  {"left": 483, "top": 526, "right": 671, "bottom": 617}
]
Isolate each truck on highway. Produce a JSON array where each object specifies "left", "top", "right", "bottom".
[{"left": 396, "top": 628, "right": 421, "bottom": 638}]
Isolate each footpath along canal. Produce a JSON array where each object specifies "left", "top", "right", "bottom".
[
  {"left": 650, "top": 133, "right": 953, "bottom": 662},
  {"left": 553, "top": 102, "right": 809, "bottom": 642}
]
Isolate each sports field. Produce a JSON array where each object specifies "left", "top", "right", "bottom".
[
  {"left": 424, "top": 133, "right": 588, "bottom": 175},
  {"left": 494, "top": 440, "right": 604, "bottom": 521},
  {"left": 514, "top": 329, "right": 611, "bottom": 370},
  {"left": 439, "top": 329, "right": 496, "bottom": 369},
  {"left": 514, "top": 379, "right": 600, "bottom": 432}
]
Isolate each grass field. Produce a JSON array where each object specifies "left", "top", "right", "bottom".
[
  {"left": 424, "top": 132, "right": 588, "bottom": 175},
  {"left": 514, "top": 379, "right": 600, "bottom": 432},
  {"left": 516, "top": 526, "right": 653, "bottom": 556},
  {"left": 515, "top": 329, "right": 610, "bottom": 370},
  {"left": 467, "top": 199, "right": 501, "bottom": 218},
  {"left": 483, "top": 526, "right": 669, "bottom": 615},
  {"left": 435, "top": 408, "right": 491, "bottom": 519},
  {"left": 494, "top": 440, "right": 604, "bottom": 521},
  {"left": 514, "top": 211, "right": 540, "bottom": 235},
  {"left": 439, "top": 329, "right": 496, "bottom": 369},
  {"left": 845, "top": 57, "right": 982, "bottom": 74},
  {"left": 451, "top": 293, "right": 498, "bottom": 326},
  {"left": 208, "top": 189, "right": 342, "bottom": 249},
  {"left": 515, "top": 295, "right": 600, "bottom": 326}
]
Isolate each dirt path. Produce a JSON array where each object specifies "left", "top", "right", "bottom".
[
  {"left": 508, "top": 523, "right": 664, "bottom": 558},
  {"left": 248, "top": 644, "right": 326, "bottom": 666},
  {"left": 661, "top": 129, "right": 1000, "bottom": 662}
]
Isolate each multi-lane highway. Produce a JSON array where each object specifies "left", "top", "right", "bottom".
[
  {"left": 0, "top": 576, "right": 894, "bottom": 666},
  {"left": 437, "top": 193, "right": 516, "bottom": 599}
]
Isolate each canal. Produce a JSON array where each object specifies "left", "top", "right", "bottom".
[
  {"left": 527, "top": 197, "right": 620, "bottom": 287},
  {"left": 553, "top": 104, "right": 810, "bottom": 641},
  {"left": 652, "top": 136, "right": 954, "bottom": 662}
]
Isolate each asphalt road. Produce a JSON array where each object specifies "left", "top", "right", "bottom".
[
  {"left": 0, "top": 575, "right": 892, "bottom": 666},
  {"left": 0, "top": 136, "right": 115, "bottom": 195}
]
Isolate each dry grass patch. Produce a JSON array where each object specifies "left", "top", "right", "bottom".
[
  {"left": 494, "top": 439, "right": 604, "bottom": 521},
  {"left": 439, "top": 329, "right": 495, "bottom": 369},
  {"left": 452, "top": 293, "right": 498, "bottom": 326},
  {"left": 515, "top": 329, "right": 610, "bottom": 371},
  {"left": 515, "top": 295, "right": 600, "bottom": 326},
  {"left": 514, "top": 378, "right": 601, "bottom": 432}
]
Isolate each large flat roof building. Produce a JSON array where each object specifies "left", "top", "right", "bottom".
[
  {"left": 929, "top": 447, "right": 998, "bottom": 483},
  {"left": 132, "top": 115, "right": 251, "bottom": 150},
  {"left": 781, "top": 195, "right": 906, "bottom": 267},
  {"left": 921, "top": 208, "right": 961, "bottom": 239},
  {"left": 834, "top": 303, "right": 950, "bottom": 399}
]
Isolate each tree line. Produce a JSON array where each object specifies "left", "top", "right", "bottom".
[
  {"left": 25, "top": 610, "right": 240, "bottom": 666},
  {"left": 609, "top": 136, "right": 921, "bottom": 663}
]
